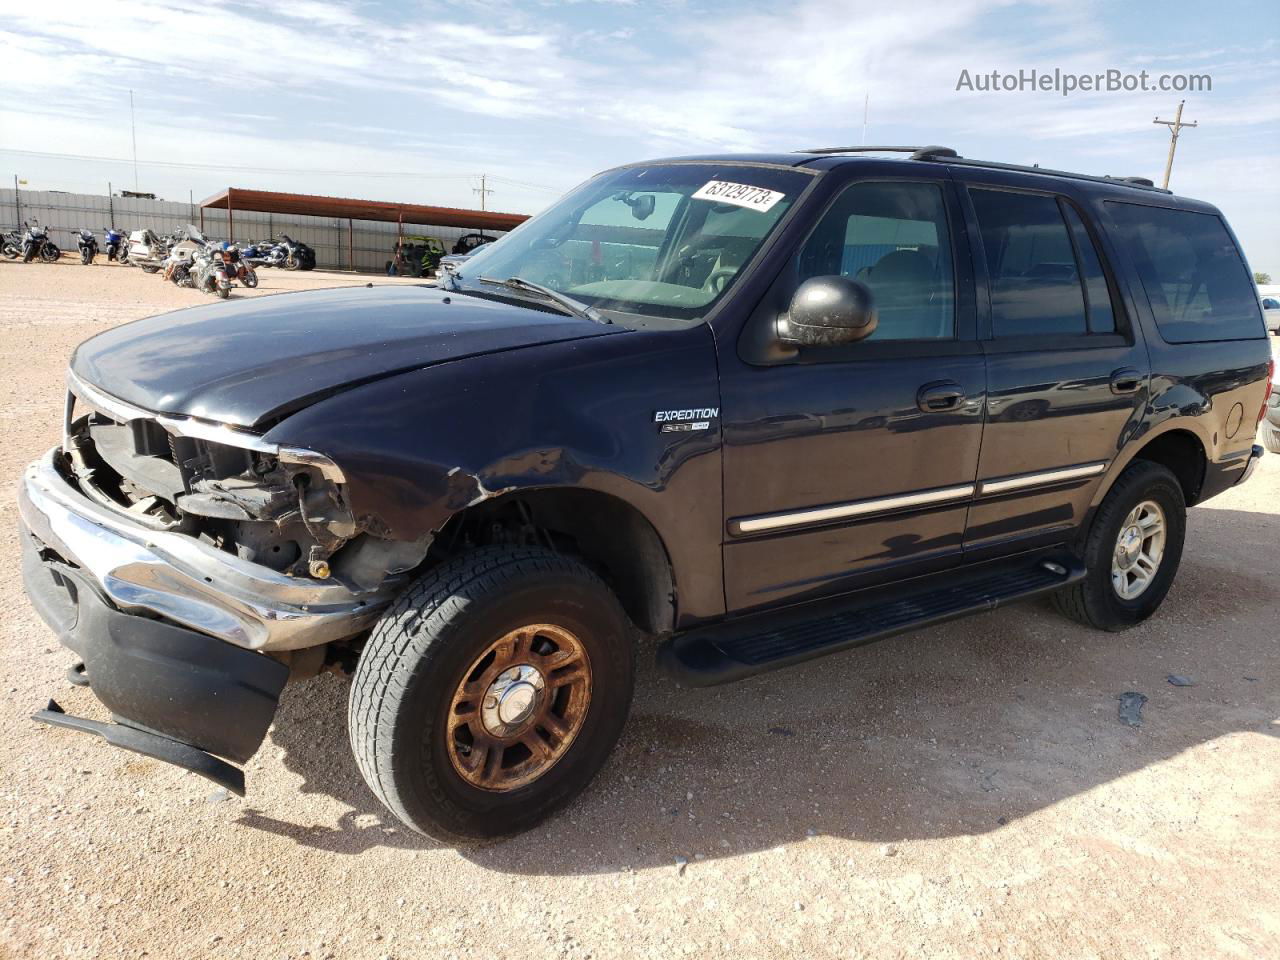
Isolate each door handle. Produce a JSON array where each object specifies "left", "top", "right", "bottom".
[
  {"left": 917, "top": 382, "right": 966, "bottom": 412},
  {"left": 1110, "top": 368, "right": 1142, "bottom": 395}
]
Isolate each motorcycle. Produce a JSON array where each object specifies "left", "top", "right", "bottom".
[
  {"left": 20, "top": 220, "right": 60, "bottom": 263},
  {"left": 229, "top": 245, "right": 258, "bottom": 288},
  {"left": 125, "top": 228, "right": 169, "bottom": 273},
  {"left": 192, "top": 241, "right": 234, "bottom": 298},
  {"left": 262, "top": 234, "right": 315, "bottom": 271},
  {"left": 76, "top": 228, "right": 99, "bottom": 265},
  {"left": 104, "top": 227, "right": 128, "bottom": 262}
]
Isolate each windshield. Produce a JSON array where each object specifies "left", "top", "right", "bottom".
[{"left": 450, "top": 162, "right": 813, "bottom": 323}]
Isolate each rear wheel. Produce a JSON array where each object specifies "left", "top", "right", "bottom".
[
  {"left": 349, "top": 546, "right": 634, "bottom": 841},
  {"left": 1260, "top": 419, "right": 1280, "bottom": 455},
  {"left": 1053, "top": 460, "right": 1186, "bottom": 631}
]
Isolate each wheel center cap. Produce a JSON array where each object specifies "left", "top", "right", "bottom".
[
  {"left": 499, "top": 682, "right": 537, "bottom": 725},
  {"left": 482, "top": 664, "right": 545, "bottom": 736},
  {"left": 1117, "top": 526, "right": 1142, "bottom": 565}
]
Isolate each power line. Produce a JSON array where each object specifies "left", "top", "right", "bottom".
[{"left": 0, "top": 147, "right": 558, "bottom": 190}]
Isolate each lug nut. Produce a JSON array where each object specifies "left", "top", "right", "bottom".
[{"left": 309, "top": 559, "right": 331, "bottom": 579}]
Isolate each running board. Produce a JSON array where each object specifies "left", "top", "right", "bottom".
[
  {"left": 659, "top": 554, "right": 1085, "bottom": 686},
  {"left": 33, "top": 700, "right": 246, "bottom": 796}
]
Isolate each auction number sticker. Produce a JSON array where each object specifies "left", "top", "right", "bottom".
[{"left": 692, "top": 180, "right": 785, "bottom": 212}]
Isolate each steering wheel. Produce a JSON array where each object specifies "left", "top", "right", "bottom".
[{"left": 703, "top": 267, "right": 738, "bottom": 295}]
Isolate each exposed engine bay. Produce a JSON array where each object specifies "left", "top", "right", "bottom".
[{"left": 62, "top": 378, "right": 431, "bottom": 595}]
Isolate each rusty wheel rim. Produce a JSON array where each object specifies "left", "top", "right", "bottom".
[{"left": 446, "top": 624, "right": 592, "bottom": 792}]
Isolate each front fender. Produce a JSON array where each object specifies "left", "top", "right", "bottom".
[{"left": 264, "top": 325, "right": 726, "bottom": 624}]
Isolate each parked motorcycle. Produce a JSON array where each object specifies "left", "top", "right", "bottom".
[
  {"left": 103, "top": 227, "right": 128, "bottom": 262},
  {"left": 229, "top": 245, "right": 258, "bottom": 288},
  {"left": 261, "top": 234, "right": 315, "bottom": 271},
  {"left": 76, "top": 228, "right": 99, "bottom": 265},
  {"left": 125, "top": 228, "right": 168, "bottom": 273},
  {"left": 239, "top": 240, "right": 269, "bottom": 265},
  {"left": 192, "top": 241, "right": 234, "bottom": 298},
  {"left": 20, "top": 220, "right": 60, "bottom": 263}
]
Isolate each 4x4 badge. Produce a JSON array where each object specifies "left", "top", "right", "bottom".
[{"left": 654, "top": 407, "right": 718, "bottom": 432}]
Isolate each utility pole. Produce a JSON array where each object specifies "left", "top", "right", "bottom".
[
  {"left": 473, "top": 174, "right": 494, "bottom": 211},
  {"left": 129, "top": 90, "right": 140, "bottom": 190},
  {"left": 1153, "top": 100, "right": 1198, "bottom": 190},
  {"left": 13, "top": 174, "right": 21, "bottom": 227},
  {"left": 861, "top": 93, "right": 869, "bottom": 146}
]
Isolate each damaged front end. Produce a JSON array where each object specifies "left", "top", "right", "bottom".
[{"left": 20, "top": 372, "right": 430, "bottom": 792}]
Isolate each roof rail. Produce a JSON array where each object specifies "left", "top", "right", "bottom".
[
  {"left": 797, "top": 145, "right": 1171, "bottom": 193},
  {"left": 911, "top": 154, "right": 1172, "bottom": 193},
  {"left": 798, "top": 145, "right": 958, "bottom": 160}
]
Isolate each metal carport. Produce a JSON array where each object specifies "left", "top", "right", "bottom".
[{"left": 197, "top": 188, "right": 529, "bottom": 268}]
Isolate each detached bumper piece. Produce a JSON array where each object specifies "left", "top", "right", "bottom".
[
  {"left": 34, "top": 700, "right": 248, "bottom": 796},
  {"left": 660, "top": 551, "right": 1086, "bottom": 686},
  {"left": 22, "top": 529, "right": 288, "bottom": 795}
]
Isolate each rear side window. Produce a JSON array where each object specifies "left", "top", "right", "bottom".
[
  {"left": 970, "top": 189, "right": 1087, "bottom": 336},
  {"left": 1106, "top": 202, "right": 1263, "bottom": 342}
]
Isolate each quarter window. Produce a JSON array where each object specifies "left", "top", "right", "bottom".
[
  {"left": 797, "top": 181, "right": 955, "bottom": 340},
  {"left": 1106, "top": 202, "right": 1264, "bottom": 343}
]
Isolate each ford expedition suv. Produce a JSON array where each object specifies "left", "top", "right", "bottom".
[{"left": 19, "top": 146, "right": 1272, "bottom": 840}]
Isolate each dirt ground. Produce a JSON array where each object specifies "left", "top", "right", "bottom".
[{"left": 1, "top": 260, "right": 1277, "bottom": 960}]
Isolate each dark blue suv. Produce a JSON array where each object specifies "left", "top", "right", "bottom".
[{"left": 20, "top": 146, "right": 1272, "bottom": 840}]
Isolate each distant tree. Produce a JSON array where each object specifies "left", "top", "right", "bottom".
[{"left": 1255, "top": 271, "right": 1272, "bottom": 284}]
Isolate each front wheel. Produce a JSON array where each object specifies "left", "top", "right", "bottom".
[
  {"left": 40, "top": 244, "right": 59, "bottom": 263},
  {"left": 284, "top": 254, "right": 300, "bottom": 270},
  {"left": 1053, "top": 460, "right": 1186, "bottom": 631},
  {"left": 349, "top": 547, "right": 635, "bottom": 841},
  {"left": 242, "top": 270, "right": 258, "bottom": 288}
]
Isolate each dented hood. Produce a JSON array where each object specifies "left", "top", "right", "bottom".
[{"left": 71, "top": 284, "right": 620, "bottom": 428}]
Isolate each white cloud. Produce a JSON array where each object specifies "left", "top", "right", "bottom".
[{"left": 2, "top": 0, "right": 1277, "bottom": 266}]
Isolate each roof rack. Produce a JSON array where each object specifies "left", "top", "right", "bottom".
[
  {"left": 922, "top": 155, "right": 1171, "bottom": 193},
  {"left": 797, "top": 145, "right": 1171, "bottom": 194},
  {"left": 799, "top": 145, "right": 959, "bottom": 160}
]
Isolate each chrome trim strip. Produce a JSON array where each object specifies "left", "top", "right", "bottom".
[
  {"left": 66, "top": 369, "right": 345, "bottom": 483},
  {"left": 978, "top": 462, "right": 1107, "bottom": 496},
  {"left": 731, "top": 483, "right": 975, "bottom": 536},
  {"left": 19, "top": 449, "right": 389, "bottom": 651}
]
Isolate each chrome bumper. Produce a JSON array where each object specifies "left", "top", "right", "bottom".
[{"left": 18, "top": 448, "right": 392, "bottom": 651}]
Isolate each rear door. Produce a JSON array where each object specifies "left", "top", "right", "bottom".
[{"left": 958, "top": 178, "right": 1150, "bottom": 558}]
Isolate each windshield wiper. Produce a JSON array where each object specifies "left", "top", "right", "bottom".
[{"left": 477, "top": 276, "right": 610, "bottom": 325}]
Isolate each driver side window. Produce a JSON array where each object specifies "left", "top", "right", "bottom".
[{"left": 797, "top": 181, "right": 956, "bottom": 340}]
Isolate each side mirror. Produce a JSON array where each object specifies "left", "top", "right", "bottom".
[{"left": 777, "top": 276, "right": 877, "bottom": 347}]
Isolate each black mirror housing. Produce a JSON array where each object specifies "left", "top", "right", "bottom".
[{"left": 778, "top": 276, "right": 877, "bottom": 347}]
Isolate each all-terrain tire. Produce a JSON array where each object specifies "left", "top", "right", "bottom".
[
  {"left": 1052, "top": 460, "right": 1186, "bottom": 631},
  {"left": 349, "top": 546, "right": 635, "bottom": 841},
  {"left": 1260, "top": 420, "right": 1280, "bottom": 455}
]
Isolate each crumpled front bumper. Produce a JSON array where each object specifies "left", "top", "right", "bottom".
[
  {"left": 17, "top": 446, "right": 390, "bottom": 793},
  {"left": 18, "top": 447, "right": 388, "bottom": 651}
]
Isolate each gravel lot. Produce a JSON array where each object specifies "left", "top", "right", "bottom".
[{"left": 1, "top": 260, "right": 1278, "bottom": 960}]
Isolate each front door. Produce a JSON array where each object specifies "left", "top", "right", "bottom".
[
  {"left": 958, "top": 179, "right": 1150, "bottom": 557},
  {"left": 719, "top": 174, "right": 986, "bottom": 613}
]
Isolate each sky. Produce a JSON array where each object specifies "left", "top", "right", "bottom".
[{"left": 1, "top": 0, "right": 1278, "bottom": 271}]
